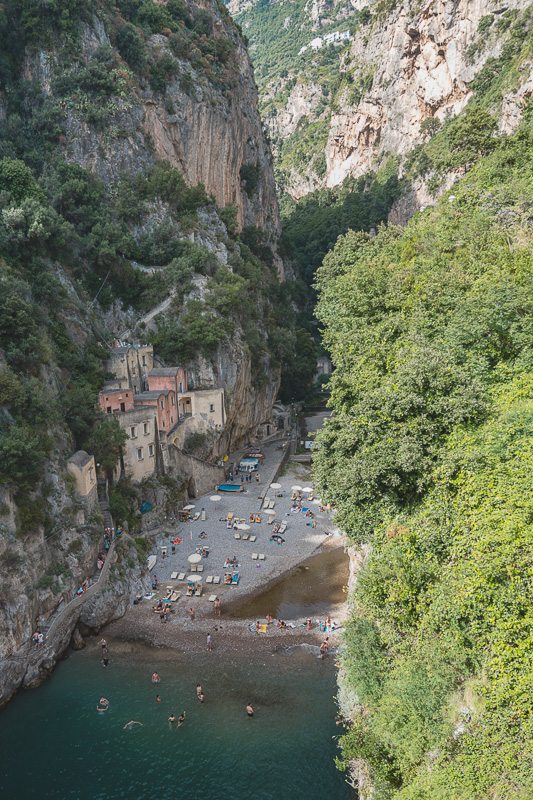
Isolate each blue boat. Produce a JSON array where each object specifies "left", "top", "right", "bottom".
[{"left": 218, "top": 484, "right": 244, "bottom": 493}]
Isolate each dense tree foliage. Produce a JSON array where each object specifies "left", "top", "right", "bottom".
[{"left": 315, "top": 120, "right": 533, "bottom": 797}]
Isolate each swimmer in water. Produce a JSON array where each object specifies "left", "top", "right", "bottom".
[
  {"left": 246, "top": 703, "right": 254, "bottom": 717},
  {"left": 152, "top": 672, "right": 160, "bottom": 683},
  {"left": 100, "top": 697, "right": 109, "bottom": 706},
  {"left": 123, "top": 720, "right": 143, "bottom": 729},
  {"left": 156, "top": 695, "right": 161, "bottom": 703},
  {"left": 168, "top": 714, "right": 176, "bottom": 726},
  {"left": 177, "top": 711, "right": 186, "bottom": 727}
]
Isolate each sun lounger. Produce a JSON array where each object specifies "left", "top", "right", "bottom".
[
  {"left": 242, "top": 534, "right": 249, "bottom": 540},
  {"left": 252, "top": 553, "right": 258, "bottom": 560},
  {"left": 213, "top": 576, "right": 220, "bottom": 584},
  {"left": 234, "top": 533, "right": 241, "bottom": 539},
  {"left": 224, "top": 573, "right": 232, "bottom": 584},
  {"left": 273, "top": 522, "right": 280, "bottom": 533},
  {"left": 263, "top": 496, "right": 270, "bottom": 509},
  {"left": 259, "top": 553, "right": 265, "bottom": 560},
  {"left": 231, "top": 573, "right": 239, "bottom": 585},
  {"left": 171, "top": 572, "right": 178, "bottom": 579},
  {"left": 267, "top": 516, "right": 274, "bottom": 525},
  {"left": 208, "top": 594, "right": 217, "bottom": 602},
  {"left": 170, "top": 591, "right": 180, "bottom": 602},
  {"left": 279, "top": 521, "right": 287, "bottom": 534},
  {"left": 206, "top": 575, "right": 213, "bottom": 584},
  {"left": 255, "top": 514, "right": 261, "bottom": 523},
  {"left": 193, "top": 512, "right": 200, "bottom": 521},
  {"left": 197, "top": 565, "right": 204, "bottom": 573},
  {"left": 178, "top": 572, "right": 185, "bottom": 581},
  {"left": 308, "top": 491, "right": 314, "bottom": 501},
  {"left": 195, "top": 585, "right": 202, "bottom": 596},
  {"left": 269, "top": 500, "right": 275, "bottom": 509},
  {"left": 250, "top": 535, "right": 256, "bottom": 542},
  {"left": 190, "top": 564, "right": 197, "bottom": 572}
]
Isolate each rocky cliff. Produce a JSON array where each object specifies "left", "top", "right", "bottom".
[
  {"left": 235, "top": 0, "right": 533, "bottom": 203},
  {"left": 0, "top": 0, "right": 287, "bottom": 704}
]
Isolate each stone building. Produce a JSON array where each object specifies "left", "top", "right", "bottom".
[
  {"left": 67, "top": 450, "right": 98, "bottom": 510},
  {"left": 115, "top": 407, "right": 166, "bottom": 481},
  {"left": 133, "top": 388, "right": 177, "bottom": 432},
  {"left": 147, "top": 366, "right": 187, "bottom": 395},
  {"left": 105, "top": 342, "right": 154, "bottom": 394},
  {"left": 97, "top": 386, "right": 135, "bottom": 414}
]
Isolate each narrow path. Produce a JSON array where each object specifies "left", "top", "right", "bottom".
[{"left": 118, "top": 291, "right": 175, "bottom": 340}]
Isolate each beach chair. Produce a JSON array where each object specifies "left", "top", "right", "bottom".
[
  {"left": 208, "top": 594, "right": 217, "bottom": 602},
  {"left": 195, "top": 585, "right": 202, "bottom": 596},
  {"left": 234, "top": 533, "right": 241, "bottom": 539},
  {"left": 190, "top": 564, "right": 197, "bottom": 572},
  {"left": 178, "top": 572, "right": 186, "bottom": 581},
  {"left": 262, "top": 496, "right": 270, "bottom": 509},
  {"left": 196, "top": 564, "right": 203, "bottom": 573},
  {"left": 231, "top": 573, "right": 239, "bottom": 585},
  {"left": 308, "top": 491, "right": 314, "bottom": 501},
  {"left": 242, "top": 534, "right": 249, "bottom": 540},
  {"left": 252, "top": 553, "right": 258, "bottom": 560},
  {"left": 170, "top": 591, "right": 180, "bottom": 602},
  {"left": 259, "top": 553, "right": 265, "bottom": 560},
  {"left": 267, "top": 515, "right": 274, "bottom": 525},
  {"left": 171, "top": 572, "right": 178, "bottom": 579},
  {"left": 206, "top": 575, "right": 213, "bottom": 584},
  {"left": 269, "top": 500, "right": 275, "bottom": 509},
  {"left": 279, "top": 521, "right": 287, "bottom": 534},
  {"left": 213, "top": 576, "right": 220, "bottom": 584},
  {"left": 255, "top": 514, "right": 261, "bottom": 524},
  {"left": 250, "top": 535, "right": 256, "bottom": 542}
]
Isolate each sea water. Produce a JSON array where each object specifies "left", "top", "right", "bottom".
[{"left": 0, "top": 646, "right": 353, "bottom": 800}]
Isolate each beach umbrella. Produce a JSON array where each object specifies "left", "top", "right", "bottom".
[
  {"left": 302, "top": 487, "right": 312, "bottom": 493},
  {"left": 239, "top": 523, "right": 251, "bottom": 530},
  {"left": 187, "top": 575, "right": 202, "bottom": 582},
  {"left": 210, "top": 495, "right": 221, "bottom": 502},
  {"left": 183, "top": 504, "right": 195, "bottom": 511},
  {"left": 188, "top": 553, "right": 202, "bottom": 564},
  {"left": 270, "top": 482, "right": 281, "bottom": 489},
  {"left": 312, "top": 499, "right": 321, "bottom": 505},
  {"left": 291, "top": 485, "right": 303, "bottom": 491}
]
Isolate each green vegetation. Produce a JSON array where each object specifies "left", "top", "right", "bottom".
[{"left": 314, "top": 118, "right": 533, "bottom": 798}]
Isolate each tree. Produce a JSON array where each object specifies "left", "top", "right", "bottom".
[{"left": 87, "top": 417, "right": 128, "bottom": 480}]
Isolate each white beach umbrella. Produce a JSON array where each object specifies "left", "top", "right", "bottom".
[
  {"left": 291, "top": 485, "right": 303, "bottom": 491},
  {"left": 302, "top": 487, "right": 313, "bottom": 493},
  {"left": 210, "top": 495, "right": 221, "bottom": 502},
  {"left": 270, "top": 482, "right": 281, "bottom": 489},
  {"left": 183, "top": 504, "right": 195, "bottom": 511},
  {"left": 187, "top": 575, "right": 202, "bottom": 582},
  {"left": 188, "top": 553, "right": 202, "bottom": 564},
  {"left": 239, "top": 523, "right": 251, "bottom": 530}
]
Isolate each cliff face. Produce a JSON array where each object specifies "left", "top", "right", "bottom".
[
  {"left": 21, "top": 5, "right": 279, "bottom": 236},
  {"left": 326, "top": 0, "right": 528, "bottom": 187},
  {"left": 236, "top": 0, "right": 533, "bottom": 201}
]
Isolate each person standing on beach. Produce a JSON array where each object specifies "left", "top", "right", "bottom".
[
  {"left": 320, "top": 638, "right": 329, "bottom": 659},
  {"left": 98, "top": 638, "right": 107, "bottom": 654},
  {"left": 246, "top": 703, "right": 254, "bottom": 718},
  {"left": 189, "top": 607, "right": 195, "bottom": 623},
  {"left": 214, "top": 598, "right": 221, "bottom": 616},
  {"left": 206, "top": 633, "right": 212, "bottom": 652}
]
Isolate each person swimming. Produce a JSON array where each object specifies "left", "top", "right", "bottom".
[
  {"left": 177, "top": 711, "right": 186, "bottom": 727},
  {"left": 123, "top": 720, "right": 143, "bottom": 729},
  {"left": 152, "top": 672, "right": 160, "bottom": 683}
]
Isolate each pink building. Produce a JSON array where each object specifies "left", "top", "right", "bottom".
[
  {"left": 98, "top": 387, "right": 134, "bottom": 414},
  {"left": 147, "top": 367, "right": 187, "bottom": 395},
  {"left": 133, "top": 389, "right": 177, "bottom": 432}
]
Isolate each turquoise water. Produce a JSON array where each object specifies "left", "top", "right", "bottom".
[{"left": 0, "top": 646, "right": 352, "bottom": 800}]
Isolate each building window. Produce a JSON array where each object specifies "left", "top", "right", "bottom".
[
  {"left": 89, "top": 467, "right": 94, "bottom": 483},
  {"left": 162, "top": 420, "right": 165, "bottom": 427},
  {"left": 142, "top": 355, "right": 146, "bottom": 366},
  {"left": 143, "top": 422, "right": 150, "bottom": 435},
  {"left": 130, "top": 426, "right": 137, "bottom": 438},
  {"left": 170, "top": 416, "right": 173, "bottom": 424},
  {"left": 106, "top": 407, "right": 112, "bottom": 414},
  {"left": 148, "top": 444, "right": 154, "bottom": 457},
  {"left": 209, "top": 404, "right": 215, "bottom": 413},
  {"left": 179, "top": 382, "right": 183, "bottom": 393},
  {"left": 137, "top": 447, "right": 143, "bottom": 461},
  {"left": 160, "top": 398, "right": 164, "bottom": 409},
  {"left": 105, "top": 397, "right": 109, "bottom": 401},
  {"left": 171, "top": 395, "right": 175, "bottom": 406},
  {"left": 132, "top": 365, "right": 136, "bottom": 375}
]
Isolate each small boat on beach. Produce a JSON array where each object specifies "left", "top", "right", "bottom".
[{"left": 218, "top": 484, "right": 244, "bottom": 492}]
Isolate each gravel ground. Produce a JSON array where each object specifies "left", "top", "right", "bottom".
[{"left": 103, "top": 439, "right": 345, "bottom": 656}]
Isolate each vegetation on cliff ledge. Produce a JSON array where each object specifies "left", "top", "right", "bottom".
[{"left": 313, "top": 120, "right": 533, "bottom": 797}]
